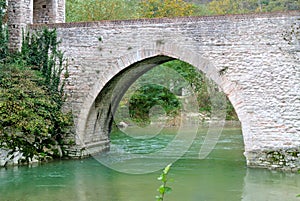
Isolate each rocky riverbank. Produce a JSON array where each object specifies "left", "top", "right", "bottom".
[
  {"left": 1, "top": 149, "right": 22, "bottom": 167},
  {"left": 0, "top": 121, "right": 240, "bottom": 168},
  {"left": 0, "top": 148, "right": 40, "bottom": 167}
]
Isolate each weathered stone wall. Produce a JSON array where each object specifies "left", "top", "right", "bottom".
[
  {"left": 7, "top": 0, "right": 65, "bottom": 51},
  {"left": 33, "top": 0, "right": 54, "bottom": 24},
  {"left": 29, "top": 12, "right": 300, "bottom": 171},
  {"left": 7, "top": 0, "right": 32, "bottom": 51},
  {"left": 33, "top": 0, "right": 65, "bottom": 23},
  {"left": 7, "top": 5, "right": 300, "bottom": 171}
]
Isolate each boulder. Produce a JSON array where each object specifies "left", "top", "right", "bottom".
[{"left": 118, "top": 121, "right": 128, "bottom": 128}]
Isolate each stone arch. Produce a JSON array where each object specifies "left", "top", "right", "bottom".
[{"left": 76, "top": 44, "right": 250, "bottom": 157}]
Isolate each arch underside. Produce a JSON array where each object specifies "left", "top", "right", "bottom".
[
  {"left": 77, "top": 50, "right": 247, "bottom": 158},
  {"left": 71, "top": 26, "right": 299, "bottom": 171},
  {"left": 81, "top": 56, "right": 175, "bottom": 153}
]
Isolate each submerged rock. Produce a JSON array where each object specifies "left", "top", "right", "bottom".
[
  {"left": 0, "top": 148, "right": 12, "bottom": 167},
  {"left": 118, "top": 121, "right": 128, "bottom": 128},
  {"left": 0, "top": 148, "right": 35, "bottom": 167}
]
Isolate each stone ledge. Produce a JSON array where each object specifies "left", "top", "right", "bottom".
[
  {"left": 29, "top": 11, "right": 300, "bottom": 29},
  {"left": 246, "top": 148, "right": 300, "bottom": 172}
]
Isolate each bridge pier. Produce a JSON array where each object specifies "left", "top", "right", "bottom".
[{"left": 247, "top": 149, "right": 300, "bottom": 172}]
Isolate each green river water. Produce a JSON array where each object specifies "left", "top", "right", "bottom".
[{"left": 0, "top": 127, "right": 300, "bottom": 201}]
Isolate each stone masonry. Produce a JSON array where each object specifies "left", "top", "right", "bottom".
[
  {"left": 6, "top": 2, "right": 300, "bottom": 171},
  {"left": 7, "top": 0, "right": 65, "bottom": 51}
]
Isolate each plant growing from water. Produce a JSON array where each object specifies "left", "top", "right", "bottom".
[
  {"left": 156, "top": 163, "right": 172, "bottom": 201},
  {"left": 297, "top": 170, "right": 300, "bottom": 198}
]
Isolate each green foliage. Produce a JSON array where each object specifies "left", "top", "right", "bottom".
[
  {"left": 66, "top": 0, "right": 139, "bottom": 22},
  {"left": 129, "top": 84, "right": 181, "bottom": 126},
  {"left": 0, "top": 65, "right": 73, "bottom": 161},
  {"left": 156, "top": 163, "right": 172, "bottom": 201},
  {"left": 226, "top": 98, "right": 238, "bottom": 120},
  {"left": 132, "top": 60, "right": 228, "bottom": 115},
  {"left": 20, "top": 28, "right": 67, "bottom": 97},
  {"left": 258, "top": 0, "right": 300, "bottom": 12},
  {"left": 0, "top": 26, "right": 72, "bottom": 163},
  {"left": 121, "top": 60, "right": 238, "bottom": 124},
  {"left": 208, "top": 0, "right": 299, "bottom": 15},
  {"left": 66, "top": 0, "right": 299, "bottom": 22},
  {"left": 66, "top": 0, "right": 198, "bottom": 22},
  {"left": 161, "top": 60, "right": 211, "bottom": 113},
  {"left": 139, "top": 0, "right": 196, "bottom": 18},
  {"left": 208, "top": 0, "right": 234, "bottom": 15}
]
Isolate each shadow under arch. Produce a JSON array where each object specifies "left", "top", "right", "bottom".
[{"left": 76, "top": 45, "right": 250, "bottom": 162}]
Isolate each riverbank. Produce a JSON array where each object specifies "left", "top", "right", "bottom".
[
  {"left": 0, "top": 120, "right": 241, "bottom": 168},
  {"left": 0, "top": 121, "right": 241, "bottom": 168}
]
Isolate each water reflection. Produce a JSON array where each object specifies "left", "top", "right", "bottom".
[
  {"left": 0, "top": 128, "right": 300, "bottom": 201},
  {"left": 242, "top": 168, "right": 300, "bottom": 201},
  {"left": 1, "top": 157, "right": 300, "bottom": 201}
]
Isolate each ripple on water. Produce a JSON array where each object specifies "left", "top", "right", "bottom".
[{"left": 0, "top": 127, "right": 299, "bottom": 201}]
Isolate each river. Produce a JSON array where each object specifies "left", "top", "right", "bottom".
[{"left": 0, "top": 126, "right": 299, "bottom": 201}]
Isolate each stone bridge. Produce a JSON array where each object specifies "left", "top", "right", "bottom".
[{"left": 7, "top": 1, "right": 300, "bottom": 171}]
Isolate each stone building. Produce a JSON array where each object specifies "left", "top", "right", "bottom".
[{"left": 7, "top": 0, "right": 65, "bottom": 51}]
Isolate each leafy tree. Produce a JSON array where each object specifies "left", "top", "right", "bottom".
[
  {"left": 66, "top": 0, "right": 198, "bottom": 22},
  {"left": 208, "top": 0, "right": 299, "bottom": 14},
  {"left": 160, "top": 60, "right": 211, "bottom": 112},
  {"left": 133, "top": 60, "right": 211, "bottom": 113},
  {"left": 259, "top": 0, "right": 300, "bottom": 12},
  {"left": 66, "top": 0, "right": 139, "bottom": 22},
  {"left": 129, "top": 84, "right": 181, "bottom": 126},
  {"left": 139, "top": 0, "right": 196, "bottom": 18},
  {"left": 208, "top": 0, "right": 240, "bottom": 15},
  {"left": 0, "top": 65, "right": 73, "bottom": 162},
  {"left": 0, "top": 24, "right": 73, "bottom": 164},
  {"left": 121, "top": 60, "right": 237, "bottom": 124},
  {"left": 66, "top": 0, "right": 299, "bottom": 22}
]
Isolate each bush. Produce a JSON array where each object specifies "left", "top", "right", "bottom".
[
  {"left": 0, "top": 64, "right": 73, "bottom": 161},
  {"left": 0, "top": 10, "right": 73, "bottom": 162},
  {"left": 129, "top": 84, "right": 181, "bottom": 126}
]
